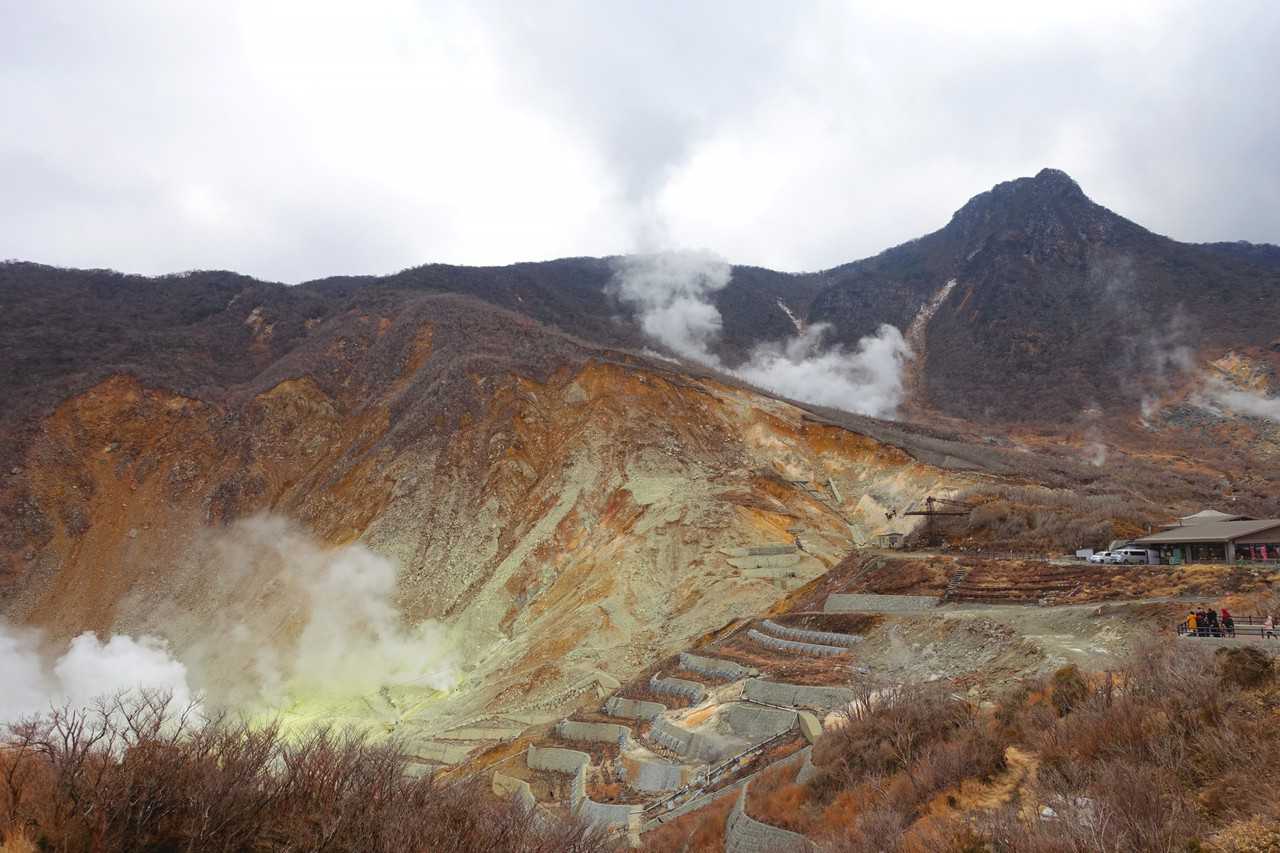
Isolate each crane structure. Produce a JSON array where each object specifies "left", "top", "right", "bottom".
[{"left": 903, "top": 495, "right": 971, "bottom": 546}]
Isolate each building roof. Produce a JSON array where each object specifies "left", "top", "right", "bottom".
[
  {"left": 1160, "top": 509, "right": 1254, "bottom": 528},
  {"left": 1133, "top": 519, "right": 1280, "bottom": 545}
]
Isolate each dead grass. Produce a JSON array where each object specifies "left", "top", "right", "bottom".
[{"left": 642, "top": 791, "right": 737, "bottom": 852}]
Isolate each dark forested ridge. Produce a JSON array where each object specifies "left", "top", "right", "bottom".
[{"left": 3, "top": 168, "right": 1277, "bottom": 450}]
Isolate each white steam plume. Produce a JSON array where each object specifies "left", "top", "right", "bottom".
[
  {"left": 2, "top": 516, "right": 459, "bottom": 725},
  {"left": 0, "top": 624, "right": 193, "bottom": 724},
  {"left": 174, "top": 515, "right": 458, "bottom": 710},
  {"left": 1201, "top": 380, "right": 1280, "bottom": 421},
  {"left": 735, "top": 322, "right": 910, "bottom": 415},
  {"left": 610, "top": 252, "right": 912, "bottom": 418},
  {"left": 611, "top": 250, "right": 731, "bottom": 361}
]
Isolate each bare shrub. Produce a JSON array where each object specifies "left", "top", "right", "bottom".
[
  {"left": 0, "top": 691, "right": 611, "bottom": 853},
  {"left": 1214, "top": 646, "right": 1274, "bottom": 690}
]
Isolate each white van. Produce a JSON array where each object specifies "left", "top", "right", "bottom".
[{"left": 1109, "top": 547, "right": 1151, "bottom": 565}]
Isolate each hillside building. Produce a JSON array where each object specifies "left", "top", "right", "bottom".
[
  {"left": 1159, "top": 508, "right": 1255, "bottom": 528},
  {"left": 1133, "top": 516, "right": 1280, "bottom": 564}
]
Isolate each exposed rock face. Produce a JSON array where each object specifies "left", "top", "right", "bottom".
[
  {"left": 3, "top": 167, "right": 1279, "bottom": 747},
  {"left": 0, "top": 284, "right": 971, "bottom": 746},
  {"left": 807, "top": 168, "right": 1280, "bottom": 421}
]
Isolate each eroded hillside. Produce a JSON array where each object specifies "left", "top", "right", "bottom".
[{"left": 1, "top": 290, "right": 979, "bottom": 765}]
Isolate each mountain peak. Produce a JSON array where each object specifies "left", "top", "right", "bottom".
[
  {"left": 1031, "top": 166, "right": 1082, "bottom": 192},
  {"left": 942, "top": 167, "right": 1130, "bottom": 260}
]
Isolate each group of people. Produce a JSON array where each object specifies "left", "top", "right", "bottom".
[
  {"left": 1185, "top": 607, "right": 1234, "bottom": 637},
  {"left": 1183, "top": 608, "right": 1278, "bottom": 639}
]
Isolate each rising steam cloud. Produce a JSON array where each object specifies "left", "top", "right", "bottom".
[
  {"left": 0, "top": 624, "right": 193, "bottom": 723},
  {"left": 610, "top": 251, "right": 912, "bottom": 418},
  {"left": 178, "top": 515, "right": 459, "bottom": 711},
  {"left": 1, "top": 516, "right": 458, "bottom": 725},
  {"left": 1201, "top": 380, "right": 1280, "bottom": 422}
]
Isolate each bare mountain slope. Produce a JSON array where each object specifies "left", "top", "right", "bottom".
[{"left": 2, "top": 282, "right": 989, "bottom": 760}]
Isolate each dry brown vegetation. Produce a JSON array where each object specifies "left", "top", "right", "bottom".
[
  {"left": 957, "top": 485, "right": 1161, "bottom": 552},
  {"left": 755, "top": 641, "right": 1280, "bottom": 852},
  {"left": 642, "top": 791, "right": 737, "bottom": 852},
  {"left": 0, "top": 693, "right": 610, "bottom": 853}
]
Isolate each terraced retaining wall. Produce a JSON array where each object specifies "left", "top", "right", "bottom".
[
  {"left": 724, "top": 784, "right": 815, "bottom": 852},
  {"left": 720, "top": 545, "right": 798, "bottom": 557},
  {"left": 605, "top": 696, "right": 666, "bottom": 721},
  {"left": 624, "top": 756, "right": 688, "bottom": 792},
  {"left": 491, "top": 771, "right": 536, "bottom": 811},
  {"left": 727, "top": 553, "right": 801, "bottom": 570},
  {"left": 650, "top": 673, "right": 707, "bottom": 702},
  {"left": 527, "top": 745, "right": 641, "bottom": 846},
  {"left": 526, "top": 745, "right": 588, "bottom": 805},
  {"left": 824, "top": 593, "right": 939, "bottom": 613},
  {"left": 648, "top": 719, "right": 721, "bottom": 761},
  {"left": 679, "top": 652, "right": 757, "bottom": 681},
  {"left": 578, "top": 798, "right": 642, "bottom": 845},
  {"left": 744, "top": 679, "right": 855, "bottom": 710},
  {"left": 760, "top": 619, "right": 862, "bottom": 647},
  {"left": 556, "top": 720, "right": 632, "bottom": 748},
  {"left": 724, "top": 703, "right": 797, "bottom": 740},
  {"left": 747, "top": 628, "right": 845, "bottom": 657}
]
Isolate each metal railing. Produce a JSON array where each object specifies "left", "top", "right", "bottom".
[{"left": 1175, "top": 616, "right": 1277, "bottom": 639}]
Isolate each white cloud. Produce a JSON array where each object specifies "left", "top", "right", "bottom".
[{"left": 2, "top": 1, "right": 1278, "bottom": 281}]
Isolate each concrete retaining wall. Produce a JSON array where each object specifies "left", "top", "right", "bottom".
[
  {"left": 605, "top": 696, "right": 666, "bottom": 721},
  {"left": 526, "top": 745, "right": 589, "bottom": 806},
  {"left": 824, "top": 593, "right": 939, "bottom": 613},
  {"left": 724, "top": 703, "right": 797, "bottom": 740},
  {"left": 760, "top": 619, "right": 862, "bottom": 648},
  {"left": 647, "top": 718, "right": 723, "bottom": 761},
  {"left": 578, "top": 798, "right": 642, "bottom": 837},
  {"left": 650, "top": 673, "right": 707, "bottom": 703},
  {"left": 724, "top": 784, "right": 815, "bottom": 852},
  {"left": 624, "top": 756, "right": 687, "bottom": 792},
  {"left": 679, "top": 652, "right": 757, "bottom": 682},
  {"left": 647, "top": 718, "right": 696, "bottom": 756},
  {"left": 556, "top": 720, "right": 632, "bottom": 748},
  {"left": 747, "top": 629, "right": 845, "bottom": 657},
  {"left": 728, "top": 553, "right": 802, "bottom": 570},
  {"left": 743, "top": 679, "right": 854, "bottom": 710},
  {"left": 720, "top": 545, "right": 798, "bottom": 558},
  {"left": 492, "top": 771, "right": 537, "bottom": 811},
  {"left": 795, "top": 752, "right": 819, "bottom": 786}
]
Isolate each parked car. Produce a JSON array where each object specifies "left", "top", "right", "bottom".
[
  {"left": 1088, "top": 551, "right": 1112, "bottom": 564},
  {"left": 1110, "top": 547, "right": 1150, "bottom": 565}
]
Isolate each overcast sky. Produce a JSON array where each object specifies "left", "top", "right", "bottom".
[{"left": 2, "top": 1, "right": 1278, "bottom": 283}]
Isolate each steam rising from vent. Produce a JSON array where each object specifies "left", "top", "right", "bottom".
[
  {"left": 735, "top": 322, "right": 910, "bottom": 415},
  {"left": 611, "top": 251, "right": 732, "bottom": 360},
  {"left": 179, "top": 515, "right": 459, "bottom": 710},
  {"left": 0, "top": 624, "right": 193, "bottom": 723},
  {"left": 610, "top": 252, "right": 912, "bottom": 418},
  {"left": 1, "top": 516, "right": 459, "bottom": 725},
  {"left": 1201, "top": 380, "right": 1280, "bottom": 421}
]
